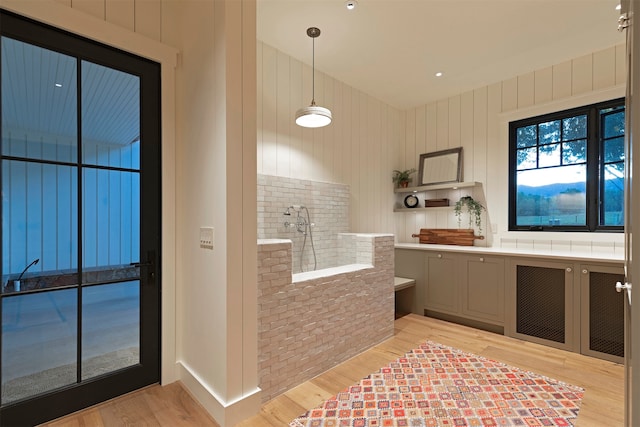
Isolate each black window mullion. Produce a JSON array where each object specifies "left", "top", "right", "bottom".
[
  {"left": 586, "top": 107, "right": 599, "bottom": 231},
  {"left": 508, "top": 124, "right": 518, "bottom": 230},
  {"left": 0, "top": 33, "right": 4, "bottom": 393},
  {"left": 76, "top": 57, "right": 83, "bottom": 384}
]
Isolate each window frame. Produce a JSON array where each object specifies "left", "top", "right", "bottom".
[{"left": 508, "top": 97, "right": 625, "bottom": 232}]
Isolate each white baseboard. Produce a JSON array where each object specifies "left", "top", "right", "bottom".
[{"left": 177, "top": 361, "right": 262, "bottom": 426}]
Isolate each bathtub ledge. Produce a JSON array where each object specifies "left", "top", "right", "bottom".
[{"left": 292, "top": 263, "right": 373, "bottom": 283}]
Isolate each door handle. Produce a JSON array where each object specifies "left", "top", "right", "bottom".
[
  {"left": 130, "top": 261, "right": 153, "bottom": 268},
  {"left": 130, "top": 251, "right": 156, "bottom": 280},
  {"left": 616, "top": 281, "right": 632, "bottom": 305}
]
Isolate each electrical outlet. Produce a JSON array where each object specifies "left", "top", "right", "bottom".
[{"left": 200, "top": 227, "right": 214, "bottom": 249}]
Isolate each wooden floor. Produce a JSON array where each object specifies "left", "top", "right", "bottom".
[{"left": 43, "top": 314, "right": 624, "bottom": 427}]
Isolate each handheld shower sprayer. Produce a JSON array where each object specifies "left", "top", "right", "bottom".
[{"left": 281, "top": 204, "right": 317, "bottom": 272}]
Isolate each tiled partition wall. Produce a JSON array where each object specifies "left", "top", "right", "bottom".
[
  {"left": 258, "top": 174, "right": 350, "bottom": 273},
  {"left": 257, "top": 234, "right": 395, "bottom": 403}
]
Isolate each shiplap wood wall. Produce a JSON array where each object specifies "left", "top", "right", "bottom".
[
  {"left": 257, "top": 41, "right": 626, "bottom": 246},
  {"left": 52, "top": 0, "right": 163, "bottom": 42},
  {"left": 257, "top": 40, "right": 405, "bottom": 235},
  {"left": 397, "top": 45, "right": 626, "bottom": 245}
]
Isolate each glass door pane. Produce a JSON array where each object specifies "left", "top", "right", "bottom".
[
  {"left": 1, "top": 290, "right": 77, "bottom": 404},
  {"left": 81, "top": 281, "right": 139, "bottom": 380},
  {"left": 1, "top": 36, "right": 80, "bottom": 404},
  {"left": 1, "top": 37, "right": 78, "bottom": 162},
  {"left": 80, "top": 60, "right": 141, "bottom": 379}
]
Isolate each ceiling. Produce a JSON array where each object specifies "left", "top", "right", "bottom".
[
  {"left": 257, "top": 0, "right": 626, "bottom": 110},
  {"left": 2, "top": 37, "right": 140, "bottom": 150}
]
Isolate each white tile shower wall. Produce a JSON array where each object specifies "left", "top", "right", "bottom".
[
  {"left": 258, "top": 174, "right": 351, "bottom": 273},
  {"left": 257, "top": 235, "right": 395, "bottom": 403}
]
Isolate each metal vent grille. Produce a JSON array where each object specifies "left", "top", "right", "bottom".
[
  {"left": 589, "top": 271, "right": 624, "bottom": 357},
  {"left": 516, "top": 265, "right": 565, "bottom": 343}
]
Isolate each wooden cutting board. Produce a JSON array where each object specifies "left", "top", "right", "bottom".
[{"left": 411, "top": 228, "right": 484, "bottom": 246}]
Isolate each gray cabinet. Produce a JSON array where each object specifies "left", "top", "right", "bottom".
[
  {"left": 421, "top": 251, "right": 505, "bottom": 329},
  {"left": 579, "top": 264, "right": 625, "bottom": 363},
  {"left": 505, "top": 258, "right": 578, "bottom": 352},
  {"left": 505, "top": 258, "right": 625, "bottom": 359},
  {"left": 424, "top": 251, "right": 459, "bottom": 315},
  {"left": 395, "top": 248, "right": 623, "bottom": 362},
  {"left": 460, "top": 255, "right": 505, "bottom": 325}
]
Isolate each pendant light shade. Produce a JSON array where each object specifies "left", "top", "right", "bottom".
[
  {"left": 295, "top": 102, "right": 332, "bottom": 128},
  {"left": 296, "top": 27, "right": 332, "bottom": 128}
]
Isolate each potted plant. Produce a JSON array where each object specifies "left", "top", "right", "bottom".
[
  {"left": 392, "top": 168, "right": 416, "bottom": 188},
  {"left": 454, "top": 195, "right": 485, "bottom": 234}
]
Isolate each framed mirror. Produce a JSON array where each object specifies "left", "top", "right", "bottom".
[{"left": 418, "top": 147, "right": 463, "bottom": 186}]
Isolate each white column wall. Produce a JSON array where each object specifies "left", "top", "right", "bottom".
[{"left": 174, "top": 1, "right": 259, "bottom": 425}]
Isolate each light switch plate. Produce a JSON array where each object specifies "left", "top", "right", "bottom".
[{"left": 200, "top": 227, "right": 214, "bottom": 249}]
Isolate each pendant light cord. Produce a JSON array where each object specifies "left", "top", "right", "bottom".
[{"left": 311, "top": 35, "right": 315, "bottom": 105}]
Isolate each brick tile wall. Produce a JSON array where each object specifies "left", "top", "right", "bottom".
[{"left": 257, "top": 234, "right": 395, "bottom": 403}]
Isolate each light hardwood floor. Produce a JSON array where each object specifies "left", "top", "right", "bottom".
[{"left": 42, "top": 314, "right": 624, "bottom": 426}]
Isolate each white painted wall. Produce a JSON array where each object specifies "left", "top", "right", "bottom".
[
  {"left": 1, "top": 1, "right": 259, "bottom": 425},
  {"left": 258, "top": 42, "right": 627, "bottom": 254},
  {"left": 171, "top": 1, "right": 260, "bottom": 424}
]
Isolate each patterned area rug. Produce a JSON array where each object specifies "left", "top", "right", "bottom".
[{"left": 290, "top": 341, "right": 584, "bottom": 427}]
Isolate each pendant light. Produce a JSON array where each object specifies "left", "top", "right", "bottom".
[{"left": 295, "top": 27, "right": 332, "bottom": 128}]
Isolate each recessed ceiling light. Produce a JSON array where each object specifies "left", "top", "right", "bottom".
[
  {"left": 345, "top": 0, "right": 357, "bottom": 10},
  {"left": 435, "top": 72, "right": 443, "bottom": 77},
  {"left": 54, "top": 83, "right": 63, "bottom": 87}
]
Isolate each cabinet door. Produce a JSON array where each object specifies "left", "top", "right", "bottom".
[
  {"left": 580, "top": 264, "right": 625, "bottom": 363},
  {"left": 424, "top": 252, "right": 458, "bottom": 315},
  {"left": 506, "top": 258, "right": 577, "bottom": 352},
  {"left": 460, "top": 255, "right": 505, "bottom": 325}
]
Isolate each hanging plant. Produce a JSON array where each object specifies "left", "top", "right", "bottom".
[{"left": 454, "top": 195, "right": 485, "bottom": 233}]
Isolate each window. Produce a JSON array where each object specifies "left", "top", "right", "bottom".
[{"left": 509, "top": 98, "right": 624, "bottom": 231}]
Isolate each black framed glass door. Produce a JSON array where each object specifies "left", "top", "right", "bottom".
[{"left": 0, "top": 10, "right": 161, "bottom": 426}]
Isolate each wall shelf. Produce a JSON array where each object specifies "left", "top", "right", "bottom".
[
  {"left": 394, "top": 181, "right": 481, "bottom": 211},
  {"left": 394, "top": 206, "right": 453, "bottom": 213},
  {"left": 394, "top": 181, "right": 480, "bottom": 194}
]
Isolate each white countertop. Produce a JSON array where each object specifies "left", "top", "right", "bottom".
[{"left": 395, "top": 243, "right": 624, "bottom": 263}]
